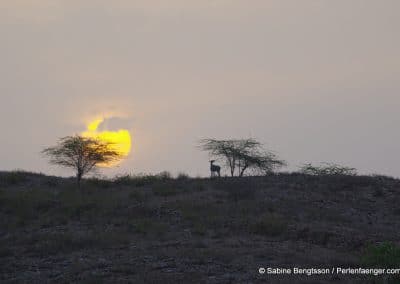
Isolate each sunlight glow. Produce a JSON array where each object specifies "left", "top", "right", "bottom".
[{"left": 82, "top": 117, "right": 131, "bottom": 167}]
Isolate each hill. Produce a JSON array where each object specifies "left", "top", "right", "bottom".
[{"left": 0, "top": 171, "right": 399, "bottom": 283}]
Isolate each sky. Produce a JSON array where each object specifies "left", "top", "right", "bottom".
[{"left": 0, "top": 1, "right": 399, "bottom": 177}]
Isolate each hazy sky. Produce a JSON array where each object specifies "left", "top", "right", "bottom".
[{"left": 1, "top": 1, "right": 399, "bottom": 177}]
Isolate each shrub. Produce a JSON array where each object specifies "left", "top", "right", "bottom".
[
  {"left": 300, "top": 163, "right": 357, "bottom": 176},
  {"left": 176, "top": 172, "right": 190, "bottom": 180},
  {"left": 158, "top": 171, "right": 172, "bottom": 180},
  {"left": 114, "top": 172, "right": 172, "bottom": 187},
  {"left": 362, "top": 242, "right": 400, "bottom": 268},
  {"left": 361, "top": 242, "right": 400, "bottom": 284}
]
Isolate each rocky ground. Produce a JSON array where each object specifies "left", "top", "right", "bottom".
[{"left": 0, "top": 171, "right": 399, "bottom": 283}]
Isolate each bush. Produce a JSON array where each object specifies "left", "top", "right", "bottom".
[
  {"left": 300, "top": 163, "right": 357, "bottom": 176},
  {"left": 176, "top": 172, "right": 190, "bottom": 180},
  {"left": 362, "top": 242, "right": 400, "bottom": 268},
  {"left": 158, "top": 171, "right": 172, "bottom": 180},
  {"left": 114, "top": 172, "right": 172, "bottom": 187},
  {"left": 361, "top": 242, "right": 400, "bottom": 284}
]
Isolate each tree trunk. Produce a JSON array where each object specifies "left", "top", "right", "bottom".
[
  {"left": 229, "top": 159, "right": 235, "bottom": 177},
  {"left": 239, "top": 165, "right": 248, "bottom": 177},
  {"left": 77, "top": 171, "right": 83, "bottom": 188}
]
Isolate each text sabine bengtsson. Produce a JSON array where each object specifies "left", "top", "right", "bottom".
[{"left": 259, "top": 267, "right": 400, "bottom": 276}]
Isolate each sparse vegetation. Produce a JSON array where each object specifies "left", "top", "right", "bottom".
[{"left": 1, "top": 171, "right": 399, "bottom": 283}]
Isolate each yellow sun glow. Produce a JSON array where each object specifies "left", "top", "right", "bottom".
[{"left": 82, "top": 117, "right": 131, "bottom": 167}]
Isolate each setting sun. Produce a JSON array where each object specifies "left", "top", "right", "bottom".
[{"left": 82, "top": 117, "right": 131, "bottom": 167}]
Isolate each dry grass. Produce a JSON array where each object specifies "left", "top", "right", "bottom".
[{"left": 0, "top": 172, "right": 399, "bottom": 283}]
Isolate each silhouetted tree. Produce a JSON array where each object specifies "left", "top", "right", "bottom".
[
  {"left": 42, "top": 135, "right": 122, "bottom": 187},
  {"left": 199, "top": 138, "right": 286, "bottom": 177}
]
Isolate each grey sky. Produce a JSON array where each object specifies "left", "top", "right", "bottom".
[{"left": 0, "top": 1, "right": 399, "bottom": 177}]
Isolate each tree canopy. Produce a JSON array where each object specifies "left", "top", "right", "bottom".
[
  {"left": 199, "top": 138, "right": 286, "bottom": 177},
  {"left": 42, "top": 135, "right": 123, "bottom": 186}
]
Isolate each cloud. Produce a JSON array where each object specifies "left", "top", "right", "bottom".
[{"left": 96, "top": 117, "right": 134, "bottom": 132}]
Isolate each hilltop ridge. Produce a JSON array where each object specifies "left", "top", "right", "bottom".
[{"left": 0, "top": 171, "right": 399, "bottom": 283}]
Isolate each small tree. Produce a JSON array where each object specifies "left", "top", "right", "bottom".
[
  {"left": 42, "top": 135, "right": 123, "bottom": 187},
  {"left": 199, "top": 138, "right": 286, "bottom": 177}
]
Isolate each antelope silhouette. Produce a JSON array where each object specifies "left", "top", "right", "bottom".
[{"left": 210, "top": 160, "right": 221, "bottom": 178}]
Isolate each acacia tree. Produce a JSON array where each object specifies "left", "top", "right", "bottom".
[
  {"left": 199, "top": 138, "right": 286, "bottom": 177},
  {"left": 42, "top": 135, "right": 122, "bottom": 187}
]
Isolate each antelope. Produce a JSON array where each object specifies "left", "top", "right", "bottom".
[{"left": 210, "top": 160, "right": 221, "bottom": 178}]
